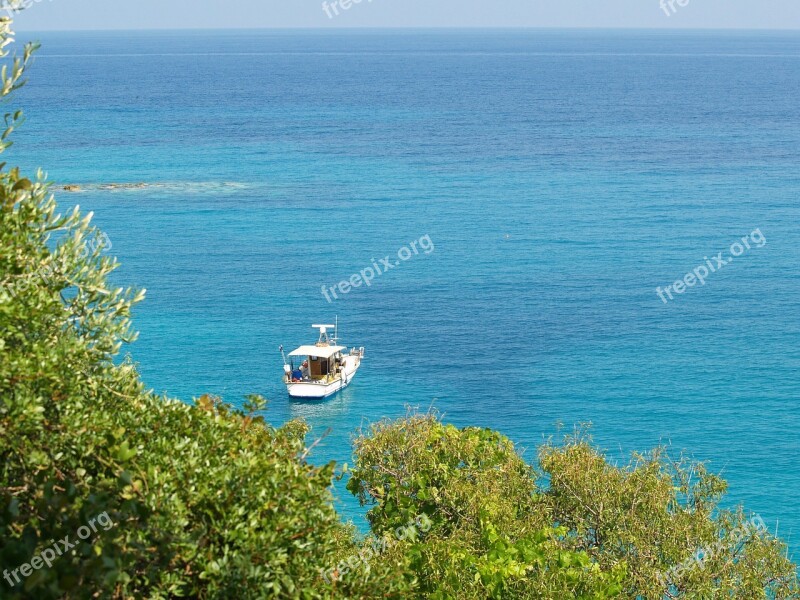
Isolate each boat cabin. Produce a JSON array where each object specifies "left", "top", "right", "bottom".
[{"left": 287, "top": 344, "right": 345, "bottom": 382}]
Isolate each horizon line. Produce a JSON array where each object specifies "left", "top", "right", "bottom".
[{"left": 11, "top": 25, "right": 800, "bottom": 34}]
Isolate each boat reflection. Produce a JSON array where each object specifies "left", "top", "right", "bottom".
[{"left": 288, "top": 386, "right": 353, "bottom": 420}]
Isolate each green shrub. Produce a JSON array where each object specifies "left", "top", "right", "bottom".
[
  {"left": 347, "top": 415, "right": 626, "bottom": 598},
  {"left": 347, "top": 414, "right": 799, "bottom": 599}
]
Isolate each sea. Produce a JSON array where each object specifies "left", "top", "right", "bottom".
[{"left": 10, "top": 29, "right": 800, "bottom": 551}]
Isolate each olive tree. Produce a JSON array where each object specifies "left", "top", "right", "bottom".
[{"left": 347, "top": 414, "right": 799, "bottom": 599}]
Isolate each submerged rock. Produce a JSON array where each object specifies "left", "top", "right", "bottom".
[{"left": 99, "top": 182, "right": 149, "bottom": 190}]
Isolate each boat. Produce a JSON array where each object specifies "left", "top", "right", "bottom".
[{"left": 281, "top": 321, "right": 365, "bottom": 399}]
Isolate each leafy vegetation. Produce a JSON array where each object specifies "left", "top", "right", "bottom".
[
  {"left": 346, "top": 415, "right": 626, "bottom": 598},
  {"left": 1, "top": 15, "right": 798, "bottom": 599},
  {"left": 346, "top": 415, "right": 798, "bottom": 599}
]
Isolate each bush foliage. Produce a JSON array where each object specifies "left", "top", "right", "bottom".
[
  {"left": 346, "top": 415, "right": 798, "bottom": 598},
  {"left": 1, "top": 17, "right": 798, "bottom": 599}
]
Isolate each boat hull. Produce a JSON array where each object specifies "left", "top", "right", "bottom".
[{"left": 286, "top": 355, "right": 361, "bottom": 400}]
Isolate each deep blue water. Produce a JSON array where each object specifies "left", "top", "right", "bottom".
[{"left": 10, "top": 29, "right": 800, "bottom": 550}]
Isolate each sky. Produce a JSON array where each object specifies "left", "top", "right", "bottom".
[{"left": 5, "top": 0, "right": 800, "bottom": 32}]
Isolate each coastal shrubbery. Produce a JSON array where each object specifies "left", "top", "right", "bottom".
[
  {"left": 344, "top": 416, "right": 798, "bottom": 598},
  {"left": 1, "top": 17, "right": 799, "bottom": 599}
]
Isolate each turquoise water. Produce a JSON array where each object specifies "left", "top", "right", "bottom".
[{"left": 11, "top": 29, "right": 800, "bottom": 547}]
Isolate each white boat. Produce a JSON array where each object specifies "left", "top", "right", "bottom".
[{"left": 281, "top": 322, "right": 365, "bottom": 400}]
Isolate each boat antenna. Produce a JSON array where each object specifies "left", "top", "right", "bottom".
[
  {"left": 335, "top": 316, "right": 338, "bottom": 344},
  {"left": 279, "top": 345, "right": 287, "bottom": 366}
]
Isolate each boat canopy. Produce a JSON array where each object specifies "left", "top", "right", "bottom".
[{"left": 288, "top": 345, "right": 345, "bottom": 359}]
